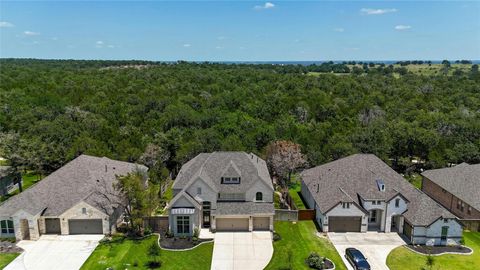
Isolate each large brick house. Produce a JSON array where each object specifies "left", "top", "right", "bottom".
[{"left": 422, "top": 163, "right": 480, "bottom": 231}]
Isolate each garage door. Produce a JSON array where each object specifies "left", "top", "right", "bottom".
[
  {"left": 68, "top": 219, "right": 103, "bottom": 234},
  {"left": 45, "top": 218, "right": 61, "bottom": 234},
  {"left": 216, "top": 218, "right": 249, "bottom": 231},
  {"left": 253, "top": 217, "right": 270, "bottom": 231},
  {"left": 328, "top": 216, "right": 361, "bottom": 232}
]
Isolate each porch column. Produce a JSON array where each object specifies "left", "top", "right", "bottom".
[
  {"left": 380, "top": 210, "right": 386, "bottom": 232},
  {"left": 398, "top": 216, "right": 404, "bottom": 233},
  {"left": 248, "top": 216, "right": 253, "bottom": 231}
]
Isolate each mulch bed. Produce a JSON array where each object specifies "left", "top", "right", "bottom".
[
  {"left": 407, "top": 245, "right": 472, "bottom": 255},
  {"left": 322, "top": 258, "right": 335, "bottom": 269},
  {"left": 160, "top": 236, "right": 213, "bottom": 250},
  {"left": 0, "top": 241, "right": 23, "bottom": 254}
]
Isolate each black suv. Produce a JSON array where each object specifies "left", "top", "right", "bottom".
[{"left": 345, "top": 248, "right": 371, "bottom": 270}]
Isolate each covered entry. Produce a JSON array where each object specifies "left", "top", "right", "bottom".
[
  {"left": 216, "top": 218, "right": 249, "bottom": 231},
  {"left": 68, "top": 219, "right": 103, "bottom": 234},
  {"left": 328, "top": 216, "right": 362, "bottom": 232},
  {"left": 45, "top": 218, "right": 61, "bottom": 234},
  {"left": 253, "top": 217, "right": 270, "bottom": 230}
]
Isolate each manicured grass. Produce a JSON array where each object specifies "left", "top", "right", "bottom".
[
  {"left": 81, "top": 235, "right": 213, "bottom": 270},
  {"left": 288, "top": 181, "right": 307, "bottom": 210},
  {"left": 1, "top": 172, "right": 41, "bottom": 202},
  {"left": 404, "top": 173, "right": 422, "bottom": 190},
  {"left": 387, "top": 232, "right": 480, "bottom": 270},
  {"left": 265, "top": 221, "right": 347, "bottom": 270},
  {"left": 0, "top": 253, "right": 19, "bottom": 269}
]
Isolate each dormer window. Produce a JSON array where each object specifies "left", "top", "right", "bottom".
[
  {"left": 256, "top": 192, "right": 263, "bottom": 201},
  {"left": 221, "top": 177, "right": 240, "bottom": 184},
  {"left": 376, "top": 179, "right": 385, "bottom": 192}
]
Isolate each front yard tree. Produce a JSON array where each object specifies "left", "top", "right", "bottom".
[{"left": 266, "top": 140, "right": 307, "bottom": 187}]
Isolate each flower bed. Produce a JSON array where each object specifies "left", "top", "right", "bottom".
[{"left": 406, "top": 244, "right": 473, "bottom": 255}]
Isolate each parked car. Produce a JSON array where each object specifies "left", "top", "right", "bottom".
[{"left": 345, "top": 248, "right": 371, "bottom": 270}]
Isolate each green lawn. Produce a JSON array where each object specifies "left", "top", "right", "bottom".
[
  {"left": 81, "top": 235, "right": 213, "bottom": 270},
  {"left": 387, "top": 232, "right": 480, "bottom": 270},
  {"left": 265, "top": 221, "right": 347, "bottom": 270},
  {"left": 1, "top": 172, "right": 41, "bottom": 202},
  {"left": 288, "top": 181, "right": 307, "bottom": 210},
  {"left": 404, "top": 173, "right": 422, "bottom": 190},
  {"left": 0, "top": 253, "right": 19, "bottom": 269}
]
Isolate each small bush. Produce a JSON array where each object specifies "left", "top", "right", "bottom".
[
  {"left": 193, "top": 227, "right": 200, "bottom": 238},
  {"left": 144, "top": 226, "right": 153, "bottom": 236},
  {"left": 133, "top": 260, "right": 139, "bottom": 267},
  {"left": 305, "top": 252, "right": 325, "bottom": 269},
  {"left": 273, "top": 232, "right": 282, "bottom": 242},
  {"left": 145, "top": 260, "right": 162, "bottom": 269},
  {"left": 165, "top": 229, "right": 174, "bottom": 238},
  {"left": 459, "top": 236, "right": 465, "bottom": 245},
  {"left": 0, "top": 237, "right": 16, "bottom": 243}
]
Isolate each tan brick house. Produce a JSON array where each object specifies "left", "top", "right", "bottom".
[{"left": 422, "top": 163, "right": 480, "bottom": 231}]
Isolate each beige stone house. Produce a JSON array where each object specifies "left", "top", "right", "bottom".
[
  {"left": 0, "top": 155, "right": 147, "bottom": 240},
  {"left": 167, "top": 152, "right": 274, "bottom": 236}
]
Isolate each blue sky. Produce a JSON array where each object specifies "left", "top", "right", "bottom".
[{"left": 1, "top": 1, "right": 479, "bottom": 61}]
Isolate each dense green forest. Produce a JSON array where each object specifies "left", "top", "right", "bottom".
[{"left": 0, "top": 59, "right": 479, "bottom": 180}]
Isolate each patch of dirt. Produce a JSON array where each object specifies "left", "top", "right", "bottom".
[{"left": 407, "top": 245, "right": 472, "bottom": 255}]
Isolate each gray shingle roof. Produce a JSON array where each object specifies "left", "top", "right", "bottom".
[
  {"left": 422, "top": 163, "right": 480, "bottom": 211},
  {"left": 0, "top": 155, "right": 147, "bottom": 217},
  {"left": 173, "top": 151, "right": 273, "bottom": 193},
  {"left": 301, "top": 154, "right": 456, "bottom": 226},
  {"left": 213, "top": 202, "right": 274, "bottom": 216}
]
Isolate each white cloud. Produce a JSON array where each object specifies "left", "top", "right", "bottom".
[
  {"left": 107, "top": 45, "right": 115, "bottom": 48},
  {"left": 0, "top": 21, "right": 14, "bottom": 28},
  {"left": 215, "top": 46, "right": 223, "bottom": 49},
  {"left": 334, "top": 28, "right": 345, "bottom": 32},
  {"left": 254, "top": 2, "right": 275, "bottom": 10},
  {"left": 96, "top": 41, "right": 104, "bottom": 45},
  {"left": 183, "top": 43, "right": 191, "bottom": 47},
  {"left": 360, "top": 8, "right": 397, "bottom": 15},
  {"left": 24, "top": 31, "right": 40, "bottom": 36},
  {"left": 395, "top": 25, "right": 411, "bottom": 30}
]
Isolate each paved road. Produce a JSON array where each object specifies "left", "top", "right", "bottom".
[
  {"left": 211, "top": 232, "right": 273, "bottom": 270},
  {"left": 328, "top": 232, "right": 406, "bottom": 270},
  {"left": 5, "top": 234, "right": 103, "bottom": 270}
]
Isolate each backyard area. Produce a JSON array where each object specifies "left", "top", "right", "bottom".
[
  {"left": 387, "top": 232, "right": 480, "bottom": 270},
  {"left": 0, "top": 253, "right": 19, "bottom": 269},
  {"left": 81, "top": 235, "right": 213, "bottom": 270},
  {"left": 265, "top": 221, "right": 347, "bottom": 270},
  {"left": 288, "top": 180, "right": 307, "bottom": 210},
  {"left": 1, "top": 171, "right": 41, "bottom": 202}
]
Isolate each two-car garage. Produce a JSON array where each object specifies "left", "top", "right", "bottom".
[
  {"left": 215, "top": 217, "right": 271, "bottom": 231},
  {"left": 68, "top": 219, "right": 103, "bottom": 235},
  {"left": 328, "top": 216, "right": 362, "bottom": 232}
]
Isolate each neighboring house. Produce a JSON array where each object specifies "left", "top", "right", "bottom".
[
  {"left": 167, "top": 151, "right": 274, "bottom": 236},
  {"left": 0, "top": 166, "right": 22, "bottom": 196},
  {"left": 301, "top": 154, "right": 463, "bottom": 245},
  {"left": 0, "top": 155, "right": 147, "bottom": 241},
  {"left": 422, "top": 163, "right": 480, "bottom": 231}
]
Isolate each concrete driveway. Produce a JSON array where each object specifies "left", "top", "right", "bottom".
[
  {"left": 211, "top": 232, "right": 273, "bottom": 270},
  {"left": 328, "top": 232, "right": 406, "bottom": 270},
  {"left": 5, "top": 234, "right": 104, "bottom": 270}
]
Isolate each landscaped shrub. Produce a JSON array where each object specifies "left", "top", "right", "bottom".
[
  {"left": 305, "top": 252, "right": 325, "bottom": 269},
  {"left": 144, "top": 226, "right": 153, "bottom": 236},
  {"left": 165, "top": 229, "right": 174, "bottom": 238},
  {"left": 193, "top": 227, "right": 200, "bottom": 238},
  {"left": 273, "top": 232, "right": 282, "bottom": 241},
  {"left": 0, "top": 237, "right": 17, "bottom": 243},
  {"left": 147, "top": 243, "right": 161, "bottom": 269}
]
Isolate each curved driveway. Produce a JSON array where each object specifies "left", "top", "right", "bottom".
[{"left": 211, "top": 232, "right": 273, "bottom": 270}]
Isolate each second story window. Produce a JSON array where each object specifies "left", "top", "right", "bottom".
[
  {"left": 197, "top": 187, "right": 202, "bottom": 195},
  {"left": 395, "top": 198, "right": 400, "bottom": 208},
  {"left": 221, "top": 177, "right": 240, "bottom": 184},
  {"left": 342, "top": 202, "right": 350, "bottom": 209},
  {"left": 256, "top": 192, "right": 263, "bottom": 201}
]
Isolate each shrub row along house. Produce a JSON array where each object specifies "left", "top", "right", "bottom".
[
  {"left": 421, "top": 163, "right": 480, "bottom": 231},
  {"left": 0, "top": 155, "right": 147, "bottom": 240},
  {"left": 167, "top": 152, "right": 274, "bottom": 235},
  {"left": 301, "top": 154, "right": 463, "bottom": 245}
]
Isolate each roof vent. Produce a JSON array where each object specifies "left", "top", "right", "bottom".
[{"left": 376, "top": 179, "right": 385, "bottom": 192}]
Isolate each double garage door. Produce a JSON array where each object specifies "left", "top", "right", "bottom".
[
  {"left": 328, "top": 216, "right": 362, "bottom": 232},
  {"left": 68, "top": 219, "right": 103, "bottom": 234},
  {"left": 216, "top": 217, "right": 270, "bottom": 231}
]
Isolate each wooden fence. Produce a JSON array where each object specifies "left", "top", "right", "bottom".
[
  {"left": 274, "top": 209, "right": 298, "bottom": 221},
  {"left": 461, "top": 220, "right": 480, "bottom": 232},
  {"left": 298, "top": 209, "right": 315, "bottom": 220},
  {"left": 143, "top": 216, "right": 169, "bottom": 233}
]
